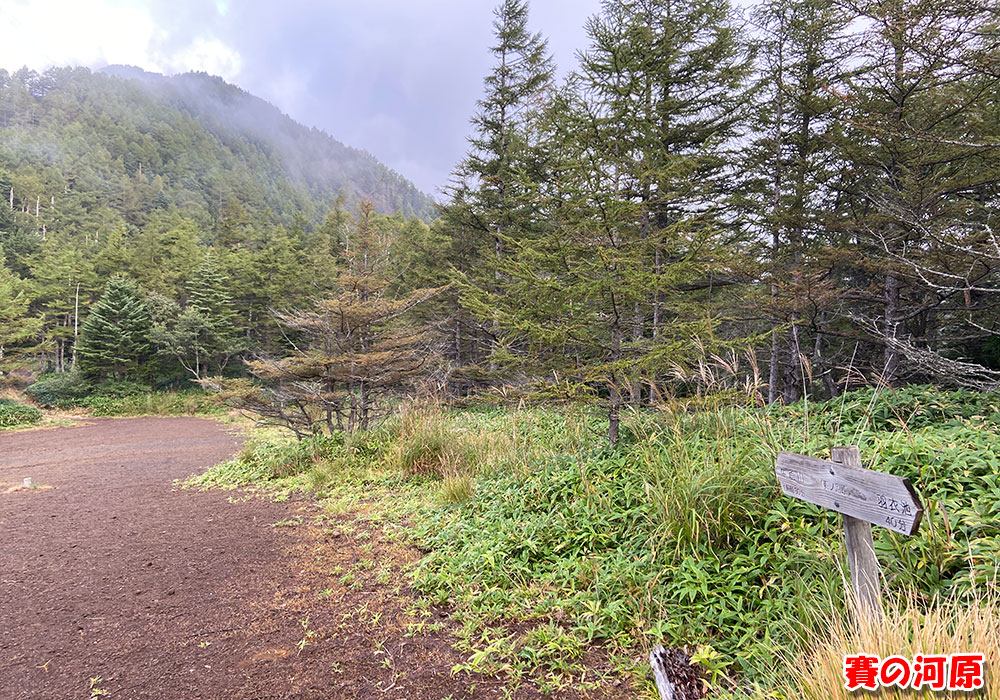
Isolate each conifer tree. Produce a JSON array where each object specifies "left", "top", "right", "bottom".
[
  {"left": 463, "top": 0, "right": 753, "bottom": 442},
  {"left": 127, "top": 214, "right": 202, "bottom": 299},
  {"left": 441, "top": 0, "right": 555, "bottom": 369},
  {"left": 152, "top": 253, "right": 245, "bottom": 378},
  {"left": 77, "top": 275, "right": 151, "bottom": 381},
  {"left": 27, "top": 231, "right": 99, "bottom": 373},
  {"left": 213, "top": 202, "right": 444, "bottom": 435},
  {"left": 188, "top": 252, "right": 239, "bottom": 330},
  {"left": 581, "top": 0, "right": 754, "bottom": 405},
  {"left": 0, "top": 253, "right": 40, "bottom": 372},
  {"left": 834, "top": 0, "right": 1000, "bottom": 385},
  {"left": 743, "top": 0, "right": 852, "bottom": 402}
]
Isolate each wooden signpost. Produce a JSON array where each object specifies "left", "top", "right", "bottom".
[
  {"left": 649, "top": 445, "right": 925, "bottom": 700},
  {"left": 775, "top": 445, "right": 924, "bottom": 618}
]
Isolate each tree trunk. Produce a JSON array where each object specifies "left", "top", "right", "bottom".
[
  {"left": 609, "top": 320, "right": 622, "bottom": 447},
  {"left": 631, "top": 300, "right": 642, "bottom": 406},
  {"left": 884, "top": 270, "right": 901, "bottom": 384},
  {"left": 882, "top": 14, "right": 906, "bottom": 386},
  {"left": 359, "top": 379, "right": 369, "bottom": 431},
  {"left": 813, "top": 312, "right": 838, "bottom": 398},
  {"left": 72, "top": 283, "right": 80, "bottom": 369},
  {"left": 767, "top": 16, "right": 786, "bottom": 405}
]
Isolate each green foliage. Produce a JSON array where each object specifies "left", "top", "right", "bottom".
[
  {"left": 77, "top": 276, "right": 151, "bottom": 380},
  {"left": 151, "top": 252, "right": 245, "bottom": 378},
  {"left": 0, "top": 398, "right": 42, "bottom": 427},
  {"left": 214, "top": 201, "right": 445, "bottom": 435},
  {"left": 188, "top": 387, "right": 1000, "bottom": 690},
  {"left": 88, "top": 380, "right": 148, "bottom": 398},
  {"left": 199, "top": 434, "right": 347, "bottom": 485},
  {"left": 437, "top": 0, "right": 555, "bottom": 382},
  {"left": 0, "top": 66, "right": 435, "bottom": 232},
  {"left": 0, "top": 251, "right": 39, "bottom": 371},
  {"left": 23, "top": 370, "right": 214, "bottom": 416},
  {"left": 0, "top": 66, "right": 439, "bottom": 381},
  {"left": 454, "top": 0, "right": 754, "bottom": 442},
  {"left": 406, "top": 388, "right": 1000, "bottom": 685},
  {"left": 73, "top": 389, "right": 220, "bottom": 417},
  {"left": 24, "top": 370, "right": 91, "bottom": 407},
  {"left": 780, "top": 384, "right": 1000, "bottom": 434}
]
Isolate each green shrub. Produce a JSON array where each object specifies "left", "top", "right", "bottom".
[
  {"left": 0, "top": 400, "right": 42, "bottom": 428},
  {"left": 24, "top": 371, "right": 91, "bottom": 407},
  {"left": 23, "top": 373, "right": 200, "bottom": 414},
  {"left": 92, "top": 380, "right": 149, "bottom": 398},
  {"left": 77, "top": 390, "right": 220, "bottom": 417},
  {"left": 202, "top": 434, "right": 347, "bottom": 484}
]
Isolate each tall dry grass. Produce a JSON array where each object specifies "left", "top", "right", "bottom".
[
  {"left": 776, "top": 590, "right": 999, "bottom": 699},
  {"left": 387, "top": 397, "right": 597, "bottom": 503}
]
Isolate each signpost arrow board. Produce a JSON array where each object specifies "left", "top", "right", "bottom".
[
  {"left": 776, "top": 446, "right": 925, "bottom": 619},
  {"left": 775, "top": 451, "right": 923, "bottom": 535}
]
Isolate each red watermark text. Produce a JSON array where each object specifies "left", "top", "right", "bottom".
[{"left": 844, "top": 654, "right": 985, "bottom": 691}]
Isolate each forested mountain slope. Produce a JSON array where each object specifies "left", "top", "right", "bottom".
[
  {"left": 0, "top": 65, "right": 441, "bottom": 380},
  {"left": 0, "top": 65, "right": 436, "bottom": 234}
]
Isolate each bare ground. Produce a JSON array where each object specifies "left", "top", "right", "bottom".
[{"left": 0, "top": 417, "right": 629, "bottom": 700}]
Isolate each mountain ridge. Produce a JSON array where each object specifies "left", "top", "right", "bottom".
[
  {"left": 100, "top": 64, "right": 435, "bottom": 214},
  {"left": 0, "top": 65, "right": 437, "bottom": 232}
]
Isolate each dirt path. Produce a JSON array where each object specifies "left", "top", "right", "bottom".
[{"left": 0, "top": 418, "right": 624, "bottom": 700}]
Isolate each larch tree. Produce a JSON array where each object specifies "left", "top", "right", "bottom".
[
  {"left": 212, "top": 202, "right": 445, "bottom": 435},
  {"left": 581, "top": 0, "right": 755, "bottom": 406}
]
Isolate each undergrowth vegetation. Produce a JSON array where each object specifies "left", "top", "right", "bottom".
[
  {"left": 23, "top": 372, "right": 221, "bottom": 416},
  {"left": 188, "top": 387, "right": 1000, "bottom": 696},
  {"left": 75, "top": 389, "right": 221, "bottom": 417},
  {"left": 0, "top": 397, "right": 42, "bottom": 428}
]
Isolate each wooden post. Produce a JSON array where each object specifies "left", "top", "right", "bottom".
[
  {"left": 831, "top": 446, "right": 883, "bottom": 620},
  {"left": 649, "top": 646, "right": 676, "bottom": 700},
  {"left": 776, "top": 446, "right": 922, "bottom": 621}
]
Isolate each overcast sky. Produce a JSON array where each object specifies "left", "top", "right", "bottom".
[{"left": 0, "top": 0, "right": 605, "bottom": 198}]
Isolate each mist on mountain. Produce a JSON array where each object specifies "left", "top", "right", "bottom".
[{"left": 0, "top": 65, "right": 437, "bottom": 232}]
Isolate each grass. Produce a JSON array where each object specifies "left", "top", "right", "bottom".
[
  {"left": 774, "top": 590, "right": 1000, "bottom": 700},
  {"left": 71, "top": 389, "right": 223, "bottom": 417},
  {"left": 186, "top": 385, "right": 1000, "bottom": 696}
]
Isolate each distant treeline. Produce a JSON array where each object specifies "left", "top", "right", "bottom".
[{"left": 3, "top": 0, "right": 1000, "bottom": 445}]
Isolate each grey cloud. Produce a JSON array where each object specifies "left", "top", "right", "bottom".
[{"left": 143, "top": 0, "right": 603, "bottom": 195}]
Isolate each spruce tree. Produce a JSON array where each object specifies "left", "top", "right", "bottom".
[
  {"left": 152, "top": 254, "right": 245, "bottom": 378},
  {"left": 77, "top": 275, "right": 151, "bottom": 381}
]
